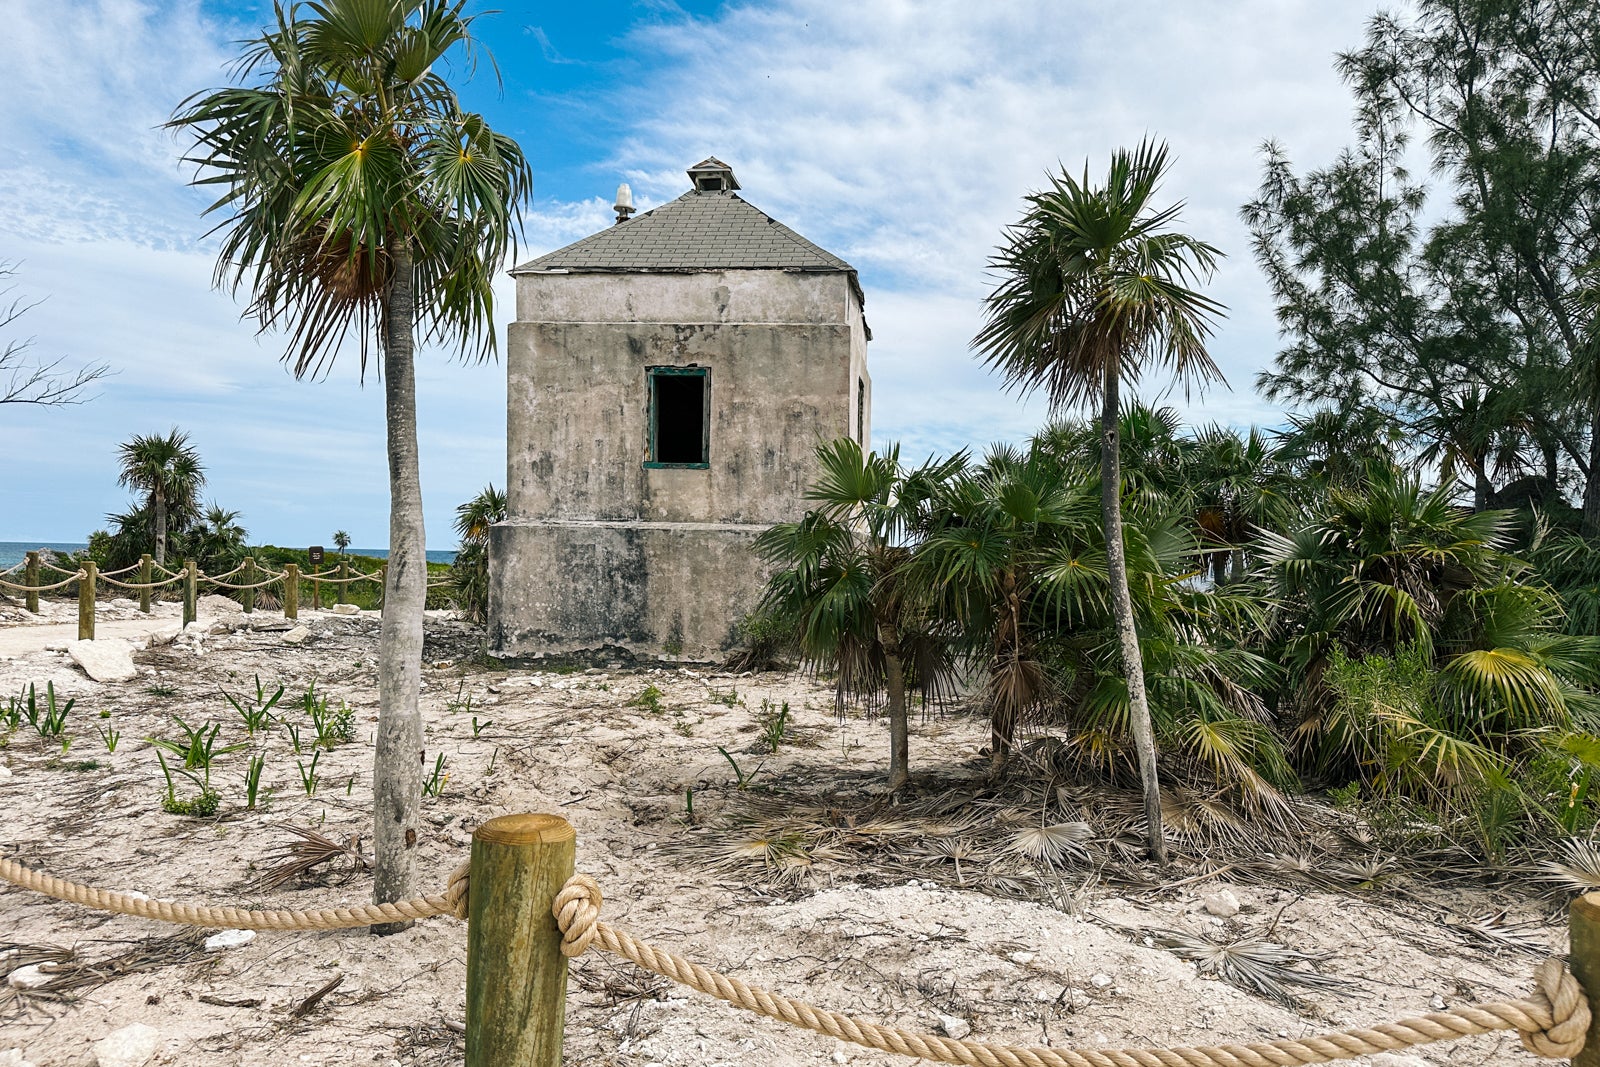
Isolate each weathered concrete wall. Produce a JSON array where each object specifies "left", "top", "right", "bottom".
[
  {"left": 490, "top": 268, "right": 868, "bottom": 661},
  {"left": 488, "top": 520, "right": 762, "bottom": 659}
]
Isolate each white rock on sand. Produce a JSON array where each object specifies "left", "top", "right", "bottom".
[
  {"left": 0, "top": 1049, "right": 38, "bottom": 1067},
  {"left": 91, "top": 1024, "right": 161, "bottom": 1067},
  {"left": 1202, "top": 887, "right": 1242, "bottom": 918},
  {"left": 203, "top": 929, "right": 256, "bottom": 951},
  {"left": 67, "top": 638, "right": 137, "bottom": 683},
  {"left": 281, "top": 625, "right": 311, "bottom": 646},
  {"left": 329, "top": 603, "right": 361, "bottom": 616},
  {"left": 6, "top": 964, "right": 49, "bottom": 990}
]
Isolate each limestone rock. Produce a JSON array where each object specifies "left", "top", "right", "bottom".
[
  {"left": 936, "top": 1014, "right": 971, "bottom": 1040},
  {"left": 1088, "top": 973, "right": 1113, "bottom": 989},
  {"left": 0, "top": 766, "right": 12, "bottom": 779},
  {"left": 144, "top": 626, "right": 181, "bottom": 649},
  {"left": 1201, "top": 888, "right": 1241, "bottom": 918},
  {"left": 199, "top": 593, "right": 243, "bottom": 615},
  {"left": 207, "top": 620, "right": 235, "bottom": 636},
  {"left": 68, "top": 638, "right": 137, "bottom": 683},
  {"left": 6, "top": 964, "right": 49, "bottom": 989},
  {"left": 281, "top": 626, "right": 311, "bottom": 646},
  {"left": 0, "top": 1049, "right": 38, "bottom": 1067},
  {"left": 329, "top": 603, "right": 361, "bottom": 616},
  {"left": 91, "top": 1024, "right": 161, "bottom": 1067},
  {"left": 204, "top": 929, "right": 256, "bottom": 951}
]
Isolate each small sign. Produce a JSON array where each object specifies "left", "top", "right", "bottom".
[{"left": 308, "top": 546, "right": 325, "bottom": 565}]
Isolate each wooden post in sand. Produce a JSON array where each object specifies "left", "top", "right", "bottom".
[
  {"left": 1570, "top": 894, "right": 1600, "bottom": 1065},
  {"left": 183, "top": 560, "right": 198, "bottom": 627},
  {"left": 77, "top": 561, "right": 96, "bottom": 640},
  {"left": 241, "top": 557, "right": 256, "bottom": 614},
  {"left": 24, "top": 551, "right": 39, "bottom": 614},
  {"left": 284, "top": 564, "right": 299, "bottom": 620},
  {"left": 337, "top": 559, "right": 349, "bottom": 605},
  {"left": 465, "top": 813, "right": 576, "bottom": 1067},
  {"left": 138, "top": 554, "right": 152, "bottom": 614}
]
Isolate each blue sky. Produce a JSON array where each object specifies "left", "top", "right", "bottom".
[{"left": 1, "top": 0, "right": 1382, "bottom": 548}]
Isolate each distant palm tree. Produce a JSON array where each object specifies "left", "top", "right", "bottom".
[
  {"left": 332, "top": 530, "right": 351, "bottom": 557},
  {"left": 451, "top": 485, "right": 505, "bottom": 624},
  {"left": 169, "top": 0, "right": 532, "bottom": 919},
  {"left": 973, "top": 140, "right": 1225, "bottom": 862},
  {"left": 116, "top": 430, "right": 204, "bottom": 566},
  {"left": 194, "top": 503, "right": 249, "bottom": 571}
]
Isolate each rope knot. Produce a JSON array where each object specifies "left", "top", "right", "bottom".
[
  {"left": 443, "top": 862, "right": 471, "bottom": 920},
  {"left": 1520, "top": 958, "right": 1590, "bottom": 1059},
  {"left": 553, "top": 873, "right": 602, "bottom": 958}
]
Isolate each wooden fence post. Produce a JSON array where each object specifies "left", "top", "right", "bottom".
[
  {"left": 138, "top": 554, "right": 152, "bottom": 614},
  {"left": 183, "top": 560, "right": 198, "bottom": 627},
  {"left": 1570, "top": 894, "right": 1600, "bottom": 1065},
  {"left": 78, "top": 561, "right": 96, "bottom": 641},
  {"left": 241, "top": 557, "right": 256, "bottom": 614},
  {"left": 465, "top": 813, "right": 576, "bottom": 1067},
  {"left": 377, "top": 564, "right": 386, "bottom": 609},
  {"left": 338, "top": 559, "right": 349, "bottom": 605},
  {"left": 284, "top": 564, "right": 299, "bottom": 620},
  {"left": 24, "top": 551, "right": 39, "bottom": 615}
]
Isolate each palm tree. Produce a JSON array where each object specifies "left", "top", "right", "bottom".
[
  {"left": 973, "top": 140, "right": 1224, "bottom": 862},
  {"left": 451, "top": 484, "right": 505, "bottom": 625},
  {"left": 194, "top": 503, "right": 249, "bottom": 571},
  {"left": 116, "top": 430, "right": 205, "bottom": 567},
  {"left": 169, "top": 0, "right": 532, "bottom": 922},
  {"left": 332, "top": 530, "right": 351, "bottom": 557},
  {"left": 756, "top": 440, "right": 959, "bottom": 789}
]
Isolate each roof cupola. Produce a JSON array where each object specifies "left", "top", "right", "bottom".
[{"left": 686, "top": 157, "right": 740, "bottom": 192}]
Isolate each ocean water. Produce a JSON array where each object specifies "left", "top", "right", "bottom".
[{"left": 0, "top": 541, "right": 455, "bottom": 569}]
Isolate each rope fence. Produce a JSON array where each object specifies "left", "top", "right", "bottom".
[
  {"left": 2, "top": 549, "right": 460, "bottom": 639},
  {"left": 2, "top": 814, "right": 1595, "bottom": 1067}
]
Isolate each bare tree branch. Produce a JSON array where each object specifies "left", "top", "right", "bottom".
[{"left": 0, "top": 261, "right": 113, "bottom": 406}]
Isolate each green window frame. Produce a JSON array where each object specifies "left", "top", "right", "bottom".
[{"left": 645, "top": 366, "right": 710, "bottom": 469}]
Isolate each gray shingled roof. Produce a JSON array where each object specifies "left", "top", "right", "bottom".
[{"left": 512, "top": 190, "right": 855, "bottom": 274}]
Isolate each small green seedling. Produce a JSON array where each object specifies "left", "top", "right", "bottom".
[
  {"left": 423, "top": 753, "right": 448, "bottom": 797},
  {"left": 310, "top": 700, "right": 354, "bottom": 749},
  {"left": 628, "top": 684, "right": 665, "bottom": 714},
  {"left": 758, "top": 699, "right": 790, "bottom": 753},
  {"left": 156, "top": 751, "right": 219, "bottom": 817},
  {"left": 286, "top": 722, "right": 303, "bottom": 755},
  {"left": 297, "top": 751, "right": 321, "bottom": 796},
  {"left": 96, "top": 725, "right": 120, "bottom": 753},
  {"left": 717, "top": 745, "right": 754, "bottom": 789},
  {"left": 20, "top": 682, "right": 73, "bottom": 740},
  {"left": 223, "top": 673, "right": 284, "bottom": 735},
  {"left": 446, "top": 680, "right": 474, "bottom": 715},
  {"left": 471, "top": 716, "right": 492, "bottom": 739},
  {"left": 148, "top": 716, "right": 244, "bottom": 771},
  {"left": 244, "top": 754, "right": 269, "bottom": 810}
]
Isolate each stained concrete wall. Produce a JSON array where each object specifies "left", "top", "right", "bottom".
[{"left": 490, "top": 269, "right": 869, "bottom": 660}]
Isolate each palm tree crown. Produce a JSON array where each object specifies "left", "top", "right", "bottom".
[{"left": 116, "top": 429, "right": 205, "bottom": 566}]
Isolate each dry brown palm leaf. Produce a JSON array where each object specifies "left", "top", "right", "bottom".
[
  {"left": 1533, "top": 837, "right": 1600, "bottom": 895},
  {"left": 1010, "top": 823, "right": 1093, "bottom": 865},
  {"left": 1444, "top": 911, "right": 1548, "bottom": 955},
  {"left": 256, "top": 825, "right": 369, "bottom": 890},
  {"left": 1332, "top": 854, "right": 1398, "bottom": 889},
  {"left": 1145, "top": 927, "right": 1349, "bottom": 1006}
]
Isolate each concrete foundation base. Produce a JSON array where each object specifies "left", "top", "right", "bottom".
[{"left": 487, "top": 519, "right": 769, "bottom": 661}]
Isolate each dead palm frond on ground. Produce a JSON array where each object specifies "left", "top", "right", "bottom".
[
  {"left": 256, "top": 824, "right": 369, "bottom": 890},
  {"left": 1144, "top": 927, "right": 1350, "bottom": 1006}
]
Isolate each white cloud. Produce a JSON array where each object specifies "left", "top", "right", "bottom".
[{"left": 608, "top": 0, "right": 1383, "bottom": 441}]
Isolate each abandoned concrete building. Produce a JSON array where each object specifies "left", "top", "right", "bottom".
[{"left": 487, "top": 158, "right": 871, "bottom": 660}]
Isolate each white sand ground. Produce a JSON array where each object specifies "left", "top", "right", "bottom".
[{"left": 0, "top": 595, "right": 1563, "bottom": 1067}]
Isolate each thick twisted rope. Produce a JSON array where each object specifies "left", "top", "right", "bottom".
[
  {"left": 0, "top": 571, "right": 86, "bottom": 593},
  {"left": 552, "top": 875, "right": 1587, "bottom": 1067},
  {"left": 38, "top": 561, "right": 83, "bottom": 576},
  {"left": 99, "top": 571, "right": 187, "bottom": 592},
  {"left": 0, "top": 855, "right": 469, "bottom": 930},
  {"left": 202, "top": 574, "right": 288, "bottom": 591},
  {"left": 1, "top": 560, "right": 27, "bottom": 576}
]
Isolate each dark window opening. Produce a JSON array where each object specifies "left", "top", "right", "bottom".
[
  {"left": 648, "top": 368, "right": 709, "bottom": 467},
  {"left": 856, "top": 378, "right": 866, "bottom": 446}
]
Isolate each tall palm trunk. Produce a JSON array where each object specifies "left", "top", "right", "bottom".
[
  {"left": 153, "top": 486, "right": 168, "bottom": 567},
  {"left": 372, "top": 240, "right": 426, "bottom": 933},
  {"left": 1099, "top": 363, "right": 1167, "bottom": 864},
  {"left": 1585, "top": 402, "right": 1600, "bottom": 536},
  {"left": 877, "top": 617, "right": 909, "bottom": 790}
]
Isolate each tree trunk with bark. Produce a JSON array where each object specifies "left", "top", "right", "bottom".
[
  {"left": 1585, "top": 404, "right": 1600, "bottom": 537},
  {"left": 1099, "top": 364, "right": 1167, "bottom": 864},
  {"left": 877, "top": 617, "right": 909, "bottom": 791},
  {"left": 372, "top": 240, "right": 426, "bottom": 934},
  {"left": 153, "top": 486, "right": 167, "bottom": 567}
]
